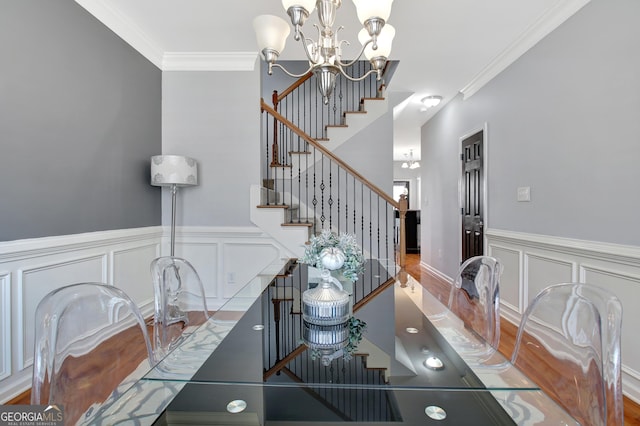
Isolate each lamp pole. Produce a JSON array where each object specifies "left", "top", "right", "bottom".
[{"left": 170, "top": 183, "right": 178, "bottom": 257}]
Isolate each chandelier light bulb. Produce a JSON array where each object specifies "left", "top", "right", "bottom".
[
  {"left": 253, "top": 15, "right": 290, "bottom": 57},
  {"left": 353, "top": 0, "right": 394, "bottom": 24},
  {"left": 254, "top": 0, "right": 395, "bottom": 103}
]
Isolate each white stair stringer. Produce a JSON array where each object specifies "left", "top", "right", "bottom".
[
  {"left": 322, "top": 97, "right": 388, "bottom": 152},
  {"left": 356, "top": 337, "right": 390, "bottom": 381},
  {"left": 250, "top": 184, "right": 308, "bottom": 258},
  {"left": 270, "top": 98, "right": 389, "bottom": 180}
]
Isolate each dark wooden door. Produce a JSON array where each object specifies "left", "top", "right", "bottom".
[{"left": 461, "top": 131, "right": 484, "bottom": 262}]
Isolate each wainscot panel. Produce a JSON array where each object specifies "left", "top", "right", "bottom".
[
  {"left": 0, "top": 226, "right": 292, "bottom": 403},
  {"left": 486, "top": 228, "right": 640, "bottom": 405}
]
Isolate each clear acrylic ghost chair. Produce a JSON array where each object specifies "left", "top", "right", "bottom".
[
  {"left": 150, "top": 256, "right": 210, "bottom": 360},
  {"left": 511, "top": 283, "right": 623, "bottom": 425},
  {"left": 31, "top": 282, "right": 155, "bottom": 426},
  {"left": 446, "top": 256, "right": 503, "bottom": 356}
]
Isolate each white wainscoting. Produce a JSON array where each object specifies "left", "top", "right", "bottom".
[
  {"left": 485, "top": 228, "right": 640, "bottom": 404},
  {"left": 0, "top": 226, "right": 291, "bottom": 403}
]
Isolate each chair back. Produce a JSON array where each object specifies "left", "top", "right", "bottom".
[
  {"left": 31, "top": 282, "right": 154, "bottom": 425},
  {"left": 150, "top": 256, "right": 210, "bottom": 359},
  {"left": 448, "top": 255, "right": 502, "bottom": 350},
  {"left": 511, "top": 283, "right": 623, "bottom": 425}
]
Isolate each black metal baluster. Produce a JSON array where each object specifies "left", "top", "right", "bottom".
[
  {"left": 320, "top": 156, "right": 325, "bottom": 230},
  {"left": 328, "top": 161, "right": 333, "bottom": 229},
  {"left": 312, "top": 149, "right": 317, "bottom": 236}
]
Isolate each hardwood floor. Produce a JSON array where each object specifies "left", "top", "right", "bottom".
[
  {"left": 7, "top": 254, "right": 640, "bottom": 425},
  {"left": 405, "top": 253, "right": 640, "bottom": 425}
]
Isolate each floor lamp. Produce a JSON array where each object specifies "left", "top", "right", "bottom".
[{"left": 151, "top": 155, "right": 198, "bottom": 256}]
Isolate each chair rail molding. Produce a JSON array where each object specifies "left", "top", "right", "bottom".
[
  {"left": 485, "top": 227, "right": 640, "bottom": 404},
  {"left": 0, "top": 225, "right": 291, "bottom": 404}
]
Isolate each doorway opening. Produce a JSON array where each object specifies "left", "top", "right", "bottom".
[{"left": 460, "top": 129, "right": 485, "bottom": 262}]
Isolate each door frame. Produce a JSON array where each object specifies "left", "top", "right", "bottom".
[{"left": 458, "top": 122, "right": 489, "bottom": 264}]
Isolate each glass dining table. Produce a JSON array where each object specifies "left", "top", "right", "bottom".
[{"left": 91, "top": 258, "right": 576, "bottom": 425}]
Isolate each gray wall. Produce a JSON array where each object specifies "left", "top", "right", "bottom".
[
  {"left": 420, "top": 0, "right": 640, "bottom": 277},
  {"left": 0, "top": 0, "right": 162, "bottom": 242},
  {"left": 162, "top": 69, "right": 261, "bottom": 227}
]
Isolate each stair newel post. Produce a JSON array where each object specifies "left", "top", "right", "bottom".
[
  {"left": 397, "top": 194, "right": 409, "bottom": 286},
  {"left": 271, "top": 90, "right": 280, "bottom": 167}
]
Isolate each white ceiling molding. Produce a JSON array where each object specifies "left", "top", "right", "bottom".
[
  {"left": 459, "top": 0, "right": 592, "bottom": 100},
  {"left": 74, "top": 0, "right": 163, "bottom": 68},
  {"left": 162, "top": 52, "right": 259, "bottom": 71}
]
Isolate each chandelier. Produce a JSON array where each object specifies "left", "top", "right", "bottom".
[
  {"left": 401, "top": 150, "right": 420, "bottom": 169},
  {"left": 253, "top": 0, "right": 395, "bottom": 104}
]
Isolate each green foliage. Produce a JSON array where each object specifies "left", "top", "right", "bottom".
[{"left": 343, "top": 316, "right": 367, "bottom": 360}]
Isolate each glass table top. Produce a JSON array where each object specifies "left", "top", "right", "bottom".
[{"left": 88, "top": 258, "right": 576, "bottom": 425}]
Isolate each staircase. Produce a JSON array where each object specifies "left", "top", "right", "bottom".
[
  {"left": 250, "top": 96, "right": 390, "bottom": 258},
  {"left": 250, "top": 66, "right": 409, "bottom": 375},
  {"left": 261, "top": 262, "right": 398, "bottom": 422}
]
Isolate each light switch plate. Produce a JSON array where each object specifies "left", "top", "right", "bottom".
[{"left": 517, "top": 186, "right": 531, "bottom": 202}]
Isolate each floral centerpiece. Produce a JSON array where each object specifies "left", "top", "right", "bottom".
[{"left": 300, "top": 230, "right": 365, "bottom": 282}]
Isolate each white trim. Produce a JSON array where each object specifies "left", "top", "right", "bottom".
[
  {"left": 0, "top": 227, "right": 163, "bottom": 261},
  {"left": 460, "top": 0, "right": 592, "bottom": 99},
  {"left": 162, "top": 52, "right": 258, "bottom": 71},
  {"left": 486, "top": 228, "right": 640, "bottom": 265},
  {"left": 485, "top": 227, "right": 640, "bottom": 404},
  {"left": 0, "top": 273, "right": 10, "bottom": 381},
  {"left": 74, "top": 0, "right": 164, "bottom": 68},
  {"left": 420, "top": 261, "right": 453, "bottom": 285}
]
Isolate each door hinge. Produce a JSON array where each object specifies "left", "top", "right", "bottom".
[
  {"left": 460, "top": 153, "right": 464, "bottom": 161},
  {"left": 460, "top": 207, "right": 464, "bottom": 215}
]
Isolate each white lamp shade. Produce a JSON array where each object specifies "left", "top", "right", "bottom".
[
  {"left": 358, "top": 24, "right": 395, "bottom": 59},
  {"left": 282, "top": 0, "right": 316, "bottom": 13},
  {"left": 151, "top": 155, "right": 198, "bottom": 187},
  {"left": 253, "top": 14, "right": 291, "bottom": 54},
  {"left": 352, "top": 0, "right": 394, "bottom": 23}
]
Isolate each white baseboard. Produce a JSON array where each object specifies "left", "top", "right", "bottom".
[
  {"left": 419, "top": 229, "right": 640, "bottom": 405},
  {"left": 486, "top": 228, "right": 640, "bottom": 404},
  {"left": 0, "top": 225, "right": 291, "bottom": 403}
]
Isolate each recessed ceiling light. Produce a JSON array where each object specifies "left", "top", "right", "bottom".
[
  {"left": 227, "top": 400, "right": 247, "bottom": 413},
  {"left": 252, "top": 324, "right": 265, "bottom": 331},
  {"left": 406, "top": 327, "right": 419, "bottom": 334},
  {"left": 424, "top": 356, "right": 444, "bottom": 370},
  {"left": 425, "top": 405, "right": 447, "bottom": 420},
  {"left": 421, "top": 95, "right": 443, "bottom": 108}
]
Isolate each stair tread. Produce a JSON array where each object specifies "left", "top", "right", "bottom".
[
  {"left": 257, "top": 204, "right": 289, "bottom": 209},
  {"left": 282, "top": 222, "right": 313, "bottom": 227}
]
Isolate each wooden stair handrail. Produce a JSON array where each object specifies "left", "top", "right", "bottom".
[
  {"left": 261, "top": 99, "right": 400, "bottom": 209},
  {"left": 275, "top": 71, "right": 314, "bottom": 104}
]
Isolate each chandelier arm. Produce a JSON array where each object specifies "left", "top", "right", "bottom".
[
  {"left": 270, "top": 63, "right": 315, "bottom": 79},
  {"left": 336, "top": 66, "right": 380, "bottom": 82},
  {"left": 293, "top": 27, "right": 321, "bottom": 65},
  {"left": 336, "top": 38, "right": 374, "bottom": 68}
]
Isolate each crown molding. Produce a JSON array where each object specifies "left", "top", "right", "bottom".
[
  {"left": 460, "top": 0, "right": 591, "bottom": 100},
  {"left": 74, "top": 0, "right": 258, "bottom": 72},
  {"left": 162, "top": 52, "right": 259, "bottom": 71},
  {"left": 74, "top": 0, "right": 164, "bottom": 68}
]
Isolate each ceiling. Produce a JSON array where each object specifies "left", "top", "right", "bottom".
[{"left": 75, "top": 0, "right": 589, "bottom": 161}]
